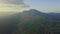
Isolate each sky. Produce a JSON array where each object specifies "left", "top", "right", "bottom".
[
  {"left": 0, "top": 0, "right": 60, "bottom": 13},
  {"left": 0, "top": 0, "right": 25, "bottom": 12},
  {"left": 24, "top": 0, "right": 60, "bottom": 13}
]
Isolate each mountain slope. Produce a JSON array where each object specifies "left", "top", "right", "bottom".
[{"left": 16, "top": 9, "right": 50, "bottom": 34}]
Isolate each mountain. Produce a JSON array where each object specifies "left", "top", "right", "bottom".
[
  {"left": 16, "top": 9, "right": 60, "bottom": 34},
  {"left": 16, "top": 9, "right": 50, "bottom": 34},
  {"left": 0, "top": 9, "right": 60, "bottom": 34},
  {"left": 19, "top": 9, "right": 46, "bottom": 20}
]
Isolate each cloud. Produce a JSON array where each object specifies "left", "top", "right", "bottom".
[
  {"left": 0, "top": 0, "right": 27, "bottom": 12},
  {"left": 0, "top": 0, "right": 24, "bottom": 5}
]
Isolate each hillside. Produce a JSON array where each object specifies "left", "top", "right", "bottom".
[{"left": 0, "top": 9, "right": 60, "bottom": 34}]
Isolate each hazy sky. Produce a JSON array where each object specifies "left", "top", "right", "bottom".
[
  {"left": 24, "top": 0, "right": 60, "bottom": 13},
  {"left": 0, "top": 0, "right": 25, "bottom": 12},
  {"left": 0, "top": 0, "right": 60, "bottom": 13}
]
